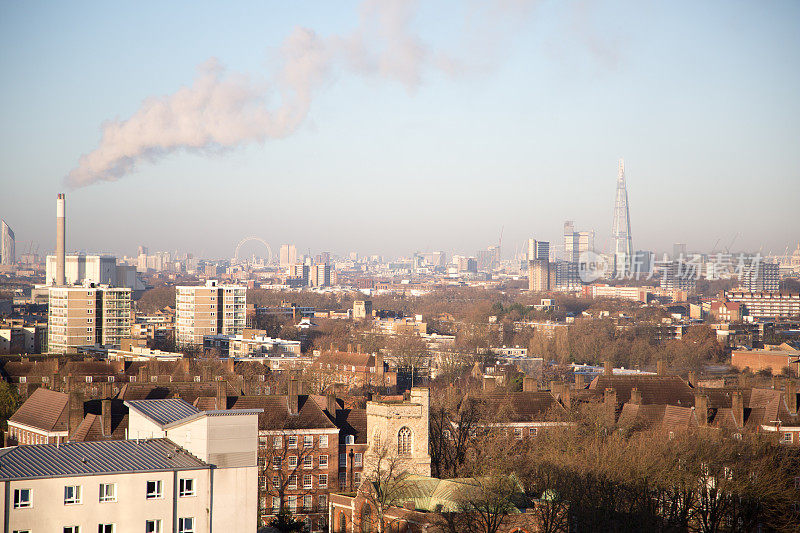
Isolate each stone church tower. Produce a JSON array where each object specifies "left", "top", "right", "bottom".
[{"left": 364, "top": 388, "right": 431, "bottom": 477}]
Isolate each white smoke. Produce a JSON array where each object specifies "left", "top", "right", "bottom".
[{"left": 65, "top": 0, "right": 532, "bottom": 188}]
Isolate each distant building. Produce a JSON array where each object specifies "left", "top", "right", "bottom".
[
  {"left": 725, "top": 291, "right": 800, "bottom": 319},
  {"left": 47, "top": 285, "right": 132, "bottom": 353},
  {"left": 672, "top": 243, "right": 687, "bottom": 260},
  {"left": 552, "top": 260, "right": 581, "bottom": 291},
  {"left": 738, "top": 260, "right": 780, "bottom": 293},
  {"left": 289, "top": 263, "right": 310, "bottom": 285},
  {"left": 175, "top": 280, "right": 246, "bottom": 347},
  {"left": 660, "top": 260, "right": 697, "bottom": 292},
  {"left": 0, "top": 219, "right": 14, "bottom": 266},
  {"left": 353, "top": 300, "right": 373, "bottom": 320},
  {"left": 633, "top": 250, "right": 653, "bottom": 277},
  {"left": 311, "top": 264, "right": 332, "bottom": 287},
  {"left": 527, "top": 239, "right": 549, "bottom": 262},
  {"left": 45, "top": 254, "right": 143, "bottom": 291},
  {"left": 731, "top": 344, "right": 800, "bottom": 376},
  {"left": 563, "top": 220, "right": 594, "bottom": 262},
  {"left": 280, "top": 244, "right": 298, "bottom": 268},
  {"left": 582, "top": 284, "right": 650, "bottom": 303},
  {"left": 528, "top": 259, "right": 550, "bottom": 292}
]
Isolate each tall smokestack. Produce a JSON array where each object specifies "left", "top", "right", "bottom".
[{"left": 56, "top": 193, "right": 65, "bottom": 286}]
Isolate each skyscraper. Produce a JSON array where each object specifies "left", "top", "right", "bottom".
[
  {"left": 279, "top": 244, "right": 297, "bottom": 267},
  {"left": 527, "top": 239, "right": 549, "bottom": 261},
  {"left": 0, "top": 220, "right": 14, "bottom": 266},
  {"left": 611, "top": 158, "right": 633, "bottom": 277},
  {"left": 563, "top": 221, "right": 595, "bottom": 263}
]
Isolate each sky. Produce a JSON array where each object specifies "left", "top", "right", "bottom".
[{"left": 1, "top": 0, "right": 798, "bottom": 261}]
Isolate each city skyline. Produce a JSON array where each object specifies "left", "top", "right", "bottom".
[{"left": 1, "top": 1, "right": 798, "bottom": 258}]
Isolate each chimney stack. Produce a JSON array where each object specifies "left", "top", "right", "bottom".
[
  {"left": 731, "top": 391, "right": 744, "bottom": 428},
  {"left": 787, "top": 380, "right": 797, "bottom": 414},
  {"left": 482, "top": 377, "right": 496, "bottom": 392},
  {"left": 523, "top": 376, "right": 537, "bottom": 392},
  {"left": 575, "top": 374, "right": 586, "bottom": 389},
  {"left": 101, "top": 399, "right": 112, "bottom": 436},
  {"left": 604, "top": 387, "right": 617, "bottom": 408},
  {"left": 688, "top": 371, "right": 697, "bottom": 388},
  {"left": 216, "top": 380, "right": 227, "bottom": 410},
  {"left": 603, "top": 361, "right": 613, "bottom": 377},
  {"left": 657, "top": 360, "right": 665, "bottom": 376},
  {"left": 288, "top": 379, "right": 300, "bottom": 415},
  {"left": 630, "top": 387, "right": 642, "bottom": 405},
  {"left": 694, "top": 393, "right": 709, "bottom": 426},
  {"left": 56, "top": 193, "right": 66, "bottom": 286},
  {"left": 327, "top": 393, "right": 337, "bottom": 415}
]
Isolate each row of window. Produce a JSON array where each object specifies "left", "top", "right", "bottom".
[
  {"left": 12, "top": 479, "right": 195, "bottom": 509},
  {"left": 11, "top": 517, "right": 195, "bottom": 533},
  {"left": 267, "top": 434, "right": 330, "bottom": 449},
  {"left": 263, "top": 494, "right": 328, "bottom": 513}
]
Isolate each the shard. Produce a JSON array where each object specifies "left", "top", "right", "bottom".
[{"left": 611, "top": 158, "right": 633, "bottom": 277}]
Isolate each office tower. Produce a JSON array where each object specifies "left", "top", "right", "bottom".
[
  {"left": 289, "top": 263, "right": 310, "bottom": 285},
  {"left": 0, "top": 220, "right": 14, "bottom": 266},
  {"left": 672, "top": 243, "right": 687, "bottom": 260},
  {"left": 476, "top": 246, "right": 499, "bottom": 270},
  {"left": 527, "top": 239, "right": 550, "bottom": 262},
  {"left": 660, "top": 261, "right": 697, "bottom": 292},
  {"left": 310, "top": 263, "right": 332, "bottom": 287},
  {"left": 47, "top": 285, "right": 131, "bottom": 353},
  {"left": 175, "top": 280, "right": 246, "bottom": 347},
  {"left": 563, "top": 221, "right": 595, "bottom": 263},
  {"left": 56, "top": 193, "right": 66, "bottom": 285},
  {"left": 528, "top": 259, "right": 550, "bottom": 292},
  {"left": 279, "top": 244, "right": 297, "bottom": 268},
  {"left": 611, "top": 159, "right": 633, "bottom": 277},
  {"left": 633, "top": 250, "right": 653, "bottom": 277}
]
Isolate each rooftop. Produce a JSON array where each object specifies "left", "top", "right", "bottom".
[{"left": 0, "top": 439, "right": 207, "bottom": 481}]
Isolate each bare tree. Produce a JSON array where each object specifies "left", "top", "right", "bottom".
[{"left": 358, "top": 444, "right": 416, "bottom": 533}]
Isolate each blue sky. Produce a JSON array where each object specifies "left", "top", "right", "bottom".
[{"left": 1, "top": 1, "right": 798, "bottom": 260}]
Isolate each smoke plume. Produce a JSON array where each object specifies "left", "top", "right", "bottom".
[{"left": 65, "top": 0, "right": 531, "bottom": 188}]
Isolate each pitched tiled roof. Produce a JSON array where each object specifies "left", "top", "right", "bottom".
[
  {"left": 117, "top": 382, "right": 239, "bottom": 404},
  {"left": 0, "top": 439, "right": 207, "bottom": 480},
  {"left": 333, "top": 408, "right": 367, "bottom": 444},
  {"left": 315, "top": 352, "right": 375, "bottom": 368},
  {"left": 125, "top": 399, "right": 200, "bottom": 426},
  {"left": 68, "top": 413, "right": 129, "bottom": 442},
  {"left": 485, "top": 391, "right": 566, "bottom": 422},
  {"left": 9, "top": 388, "right": 69, "bottom": 432},
  {"left": 589, "top": 375, "right": 695, "bottom": 407},
  {"left": 228, "top": 395, "right": 338, "bottom": 431}
]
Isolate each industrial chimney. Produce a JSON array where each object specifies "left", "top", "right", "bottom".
[{"left": 56, "top": 193, "right": 66, "bottom": 286}]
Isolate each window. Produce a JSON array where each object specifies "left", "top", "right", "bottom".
[
  {"left": 146, "top": 480, "right": 163, "bottom": 499},
  {"left": 178, "top": 518, "right": 194, "bottom": 533},
  {"left": 272, "top": 496, "right": 280, "bottom": 513},
  {"left": 303, "top": 494, "right": 312, "bottom": 511},
  {"left": 319, "top": 474, "right": 328, "bottom": 488},
  {"left": 304, "top": 435, "right": 314, "bottom": 448},
  {"left": 319, "top": 494, "right": 328, "bottom": 509},
  {"left": 145, "top": 520, "right": 162, "bottom": 533},
  {"left": 272, "top": 475, "right": 280, "bottom": 489},
  {"left": 354, "top": 453, "right": 363, "bottom": 467},
  {"left": 514, "top": 428, "right": 523, "bottom": 439},
  {"left": 319, "top": 435, "right": 328, "bottom": 447},
  {"left": 288, "top": 495, "right": 297, "bottom": 512},
  {"left": 64, "top": 485, "right": 82, "bottom": 504},
  {"left": 97, "top": 525, "right": 114, "bottom": 533},
  {"left": 289, "top": 475, "right": 297, "bottom": 489},
  {"left": 345, "top": 435, "right": 355, "bottom": 445},
  {"left": 398, "top": 427, "right": 412, "bottom": 456},
  {"left": 288, "top": 455, "right": 298, "bottom": 468},
  {"left": 303, "top": 456, "right": 313, "bottom": 469},
  {"left": 782, "top": 432, "right": 793, "bottom": 443},
  {"left": 304, "top": 474, "right": 313, "bottom": 489},
  {"left": 288, "top": 436, "right": 297, "bottom": 448},
  {"left": 339, "top": 453, "right": 347, "bottom": 467},
  {"left": 319, "top": 454, "right": 328, "bottom": 468},
  {"left": 99, "top": 483, "right": 116, "bottom": 502},
  {"left": 529, "top": 428, "right": 538, "bottom": 437},
  {"left": 85, "top": 376, "right": 93, "bottom": 383},
  {"left": 64, "top": 527, "right": 80, "bottom": 533},
  {"left": 13, "top": 488, "right": 32, "bottom": 508},
  {"left": 274, "top": 436, "right": 283, "bottom": 448},
  {"left": 339, "top": 472, "right": 346, "bottom": 489},
  {"left": 354, "top": 472, "right": 362, "bottom": 486},
  {"left": 179, "top": 478, "right": 195, "bottom": 497},
  {"left": 273, "top": 456, "right": 282, "bottom": 469}
]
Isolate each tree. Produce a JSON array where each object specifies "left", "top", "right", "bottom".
[
  {"left": 0, "top": 381, "right": 21, "bottom": 430},
  {"left": 359, "top": 444, "right": 416, "bottom": 533}
]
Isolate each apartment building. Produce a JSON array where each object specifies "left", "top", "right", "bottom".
[
  {"left": 0, "top": 394, "right": 260, "bottom": 533},
  {"left": 528, "top": 259, "right": 550, "bottom": 292},
  {"left": 725, "top": 291, "right": 800, "bottom": 319},
  {"left": 47, "top": 285, "right": 131, "bottom": 354},
  {"left": 175, "top": 280, "right": 246, "bottom": 347},
  {"left": 310, "top": 264, "right": 331, "bottom": 287}
]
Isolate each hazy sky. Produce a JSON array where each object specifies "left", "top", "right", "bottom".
[{"left": 1, "top": 1, "right": 798, "bottom": 261}]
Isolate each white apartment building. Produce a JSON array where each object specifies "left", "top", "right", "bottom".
[
  {"left": 45, "top": 254, "right": 143, "bottom": 291},
  {"left": 48, "top": 285, "right": 131, "bottom": 353},
  {"left": 175, "top": 280, "right": 246, "bottom": 347}
]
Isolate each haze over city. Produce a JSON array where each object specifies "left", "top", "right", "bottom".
[{"left": 2, "top": 0, "right": 799, "bottom": 259}]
